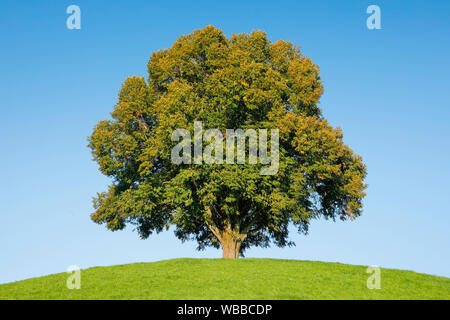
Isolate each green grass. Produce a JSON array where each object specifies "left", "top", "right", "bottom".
[{"left": 0, "top": 259, "right": 448, "bottom": 300}]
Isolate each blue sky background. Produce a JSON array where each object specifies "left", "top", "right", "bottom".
[{"left": 0, "top": 0, "right": 449, "bottom": 284}]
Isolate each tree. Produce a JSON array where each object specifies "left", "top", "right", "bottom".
[{"left": 88, "top": 26, "right": 367, "bottom": 259}]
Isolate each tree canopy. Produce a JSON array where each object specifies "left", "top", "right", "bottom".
[{"left": 88, "top": 25, "right": 367, "bottom": 258}]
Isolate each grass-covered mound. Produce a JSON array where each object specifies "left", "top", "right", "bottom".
[{"left": 0, "top": 259, "right": 448, "bottom": 300}]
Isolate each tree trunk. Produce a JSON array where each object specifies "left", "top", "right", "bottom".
[
  {"left": 221, "top": 237, "right": 241, "bottom": 259},
  {"left": 204, "top": 212, "right": 246, "bottom": 259},
  {"left": 220, "top": 231, "right": 245, "bottom": 259}
]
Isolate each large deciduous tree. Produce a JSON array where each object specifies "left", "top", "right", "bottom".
[{"left": 88, "top": 26, "right": 367, "bottom": 259}]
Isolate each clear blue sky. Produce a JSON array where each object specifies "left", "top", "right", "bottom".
[{"left": 1, "top": 0, "right": 449, "bottom": 284}]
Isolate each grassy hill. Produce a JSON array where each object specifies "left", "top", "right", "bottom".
[{"left": 0, "top": 259, "right": 448, "bottom": 300}]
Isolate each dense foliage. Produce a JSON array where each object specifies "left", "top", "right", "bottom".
[{"left": 88, "top": 26, "right": 367, "bottom": 258}]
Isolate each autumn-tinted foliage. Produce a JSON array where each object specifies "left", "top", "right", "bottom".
[{"left": 88, "top": 26, "right": 367, "bottom": 258}]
